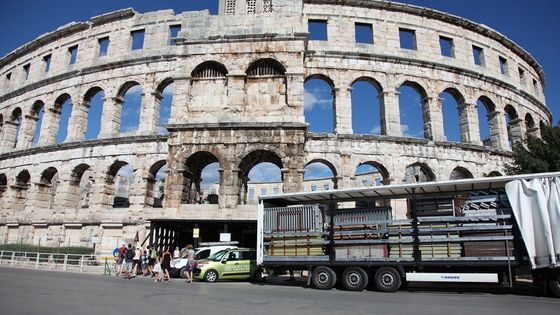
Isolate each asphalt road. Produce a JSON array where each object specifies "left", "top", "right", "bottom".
[{"left": 0, "top": 267, "right": 558, "bottom": 315}]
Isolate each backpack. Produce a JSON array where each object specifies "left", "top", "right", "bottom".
[{"left": 125, "top": 248, "right": 134, "bottom": 260}]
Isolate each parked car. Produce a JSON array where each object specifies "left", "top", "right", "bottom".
[
  {"left": 170, "top": 245, "right": 237, "bottom": 278},
  {"left": 194, "top": 248, "right": 258, "bottom": 282}
]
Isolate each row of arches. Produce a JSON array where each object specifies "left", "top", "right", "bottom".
[
  {"left": 0, "top": 150, "right": 495, "bottom": 213},
  {"left": 304, "top": 75, "right": 545, "bottom": 149}
]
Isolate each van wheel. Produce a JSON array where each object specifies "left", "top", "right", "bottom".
[
  {"left": 204, "top": 270, "right": 219, "bottom": 283},
  {"left": 253, "top": 268, "right": 266, "bottom": 282},
  {"left": 374, "top": 267, "right": 402, "bottom": 292},
  {"left": 311, "top": 266, "right": 336, "bottom": 290},
  {"left": 342, "top": 267, "right": 368, "bottom": 291},
  {"left": 549, "top": 272, "right": 560, "bottom": 297}
]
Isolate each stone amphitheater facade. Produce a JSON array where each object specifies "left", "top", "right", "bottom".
[{"left": 0, "top": 0, "right": 552, "bottom": 252}]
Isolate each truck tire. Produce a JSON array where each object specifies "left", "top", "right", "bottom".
[
  {"left": 374, "top": 267, "right": 402, "bottom": 292},
  {"left": 549, "top": 272, "right": 560, "bottom": 298},
  {"left": 179, "top": 267, "right": 188, "bottom": 279},
  {"left": 311, "top": 266, "right": 337, "bottom": 290},
  {"left": 204, "top": 269, "right": 219, "bottom": 283},
  {"left": 252, "top": 268, "right": 266, "bottom": 283},
  {"left": 342, "top": 267, "right": 368, "bottom": 291}
]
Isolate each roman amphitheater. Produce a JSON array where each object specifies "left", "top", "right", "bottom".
[{"left": 0, "top": 0, "right": 552, "bottom": 252}]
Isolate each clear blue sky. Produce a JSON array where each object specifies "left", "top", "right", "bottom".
[{"left": 1, "top": 0, "right": 558, "bottom": 183}]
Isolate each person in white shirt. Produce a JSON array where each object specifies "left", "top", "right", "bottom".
[{"left": 173, "top": 246, "right": 181, "bottom": 259}]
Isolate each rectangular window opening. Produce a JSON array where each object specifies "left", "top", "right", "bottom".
[
  {"left": 310, "top": 185, "right": 317, "bottom": 192},
  {"left": 225, "top": 0, "right": 236, "bottom": 15},
  {"left": 439, "top": 36, "right": 454, "bottom": 58},
  {"left": 308, "top": 20, "right": 328, "bottom": 41},
  {"left": 169, "top": 25, "right": 181, "bottom": 46},
  {"left": 43, "top": 54, "right": 51, "bottom": 72},
  {"left": 473, "top": 45, "right": 484, "bottom": 66},
  {"left": 23, "top": 64, "right": 31, "bottom": 80},
  {"left": 131, "top": 29, "right": 145, "bottom": 51},
  {"left": 246, "top": 0, "right": 256, "bottom": 14},
  {"left": 6, "top": 72, "right": 11, "bottom": 81},
  {"left": 399, "top": 28, "right": 417, "bottom": 50},
  {"left": 518, "top": 67, "right": 526, "bottom": 84},
  {"left": 68, "top": 45, "right": 78, "bottom": 65},
  {"left": 355, "top": 23, "right": 373, "bottom": 44},
  {"left": 533, "top": 79, "right": 539, "bottom": 94},
  {"left": 499, "top": 56, "right": 509, "bottom": 75},
  {"left": 98, "top": 37, "right": 110, "bottom": 57}
]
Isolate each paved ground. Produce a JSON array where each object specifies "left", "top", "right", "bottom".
[{"left": 0, "top": 267, "right": 558, "bottom": 315}]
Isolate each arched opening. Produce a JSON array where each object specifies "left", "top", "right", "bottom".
[
  {"left": 351, "top": 78, "right": 382, "bottom": 135},
  {"left": 450, "top": 167, "right": 473, "bottom": 180},
  {"left": 0, "top": 114, "right": 3, "bottom": 146},
  {"left": 504, "top": 105, "right": 519, "bottom": 148},
  {"left": 183, "top": 152, "right": 220, "bottom": 204},
  {"left": 37, "top": 167, "right": 59, "bottom": 209},
  {"left": 539, "top": 120, "right": 548, "bottom": 138},
  {"left": 477, "top": 96, "right": 497, "bottom": 147},
  {"left": 145, "top": 161, "right": 167, "bottom": 208},
  {"left": 486, "top": 171, "right": 503, "bottom": 177},
  {"left": 106, "top": 161, "right": 135, "bottom": 208},
  {"left": 68, "top": 164, "right": 93, "bottom": 209},
  {"left": 304, "top": 75, "right": 334, "bottom": 133},
  {"left": 118, "top": 82, "right": 142, "bottom": 135},
  {"left": 0, "top": 173, "right": 7, "bottom": 203},
  {"left": 440, "top": 89, "right": 464, "bottom": 142},
  {"left": 239, "top": 150, "right": 283, "bottom": 205},
  {"left": 525, "top": 113, "right": 538, "bottom": 137},
  {"left": 355, "top": 162, "right": 388, "bottom": 186},
  {"left": 303, "top": 161, "right": 337, "bottom": 192},
  {"left": 54, "top": 94, "right": 73, "bottom": 144},
  {"left": 156, "top": 79, "right": 175, "bottom": 134},
  {"left": 13, "top": 170, "right": 31, "bottom": 211},
  {"left": 30, "top": 101, "right": 45, "bottom": 146},
  {"left": 190, "top": 61, "right": 228, "bottom": 111},
  {"left": 398, "top": 81, "right": 428, "bottom": 138},
  {"left": 84, "top": 87, "right": 105, "bottom": 140},
  {"left": 404, "top": 162, "right": 435, "bottom": 183},
  {"left": 246, "top": 58, "right": 287, "bottom": 109},
  {"left": 10, "top": 107, "right": 23, "bottom": 148},
  {"left": 200, "top": 162, "right": 220, "bottom": 205}
]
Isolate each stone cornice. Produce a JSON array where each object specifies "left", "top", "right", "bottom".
[
  {"left": 304, "top": 0, "right": 546, "bottom": 85},
  {"left": 0, "top": 134, "right": 168, "bottom": 161},
  {"left": 166, "top": 122, "right": 308, "bottom": 131}
]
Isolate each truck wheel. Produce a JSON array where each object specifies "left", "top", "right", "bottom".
[
  {"left": 253, "top": 268, "right": 266, "bottom": 283},
  {"left": 204, "top": 270, "right": 219, "bottom": 283},
  {"left": 549, "top": 272, "right": 560, "bottom": 297},
  {"left": 179, "top": 267, "right": 188, "bottom": 279},
  {"left": 374, "top": 267, "right": 402, "bottom": 292},
  {"left": 342, "top": 267, "right": 368, "bottom": 291},
  {"left": 311, "top": 266, "right": 337, "bottom": 290}
]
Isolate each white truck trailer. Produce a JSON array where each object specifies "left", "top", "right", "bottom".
[{"left": 257, "top": 172, "right": 560, "bottom": 296}]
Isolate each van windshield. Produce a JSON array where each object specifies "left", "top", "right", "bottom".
[{"left": 210, "top": 250, "right": 228, "bottom": 261}]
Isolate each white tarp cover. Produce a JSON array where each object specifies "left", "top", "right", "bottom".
[{"left": 505, "top": 176, "right": 560, "bottom": 269}]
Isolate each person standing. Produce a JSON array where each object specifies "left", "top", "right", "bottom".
[
  {"left": 161, "top": 247, "right": 172, "bottom": 282},
  {"left": 173, "top": 246, "right": 181, "bottom": 259},
  {"left": 153, "top": 252, "right": 163, "bottom": 282},
  {"left": 147, "top": 245, "right": 157, "bottom": 276},
  {"left": 185, "top": 244, "right": 195, "bottom": 283},
  {"left": 132, "top": 247, "right": 142, "bottom": 275},
  {"left": 124, "top": 243, "right": 135, "bottom": 279},
  {"left": 116, "top": 243, "right": 126, "bottom": 276}
]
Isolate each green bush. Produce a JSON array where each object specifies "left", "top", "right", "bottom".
[{"left": 0, "top": 244, "right": 94, "bottom": 255}]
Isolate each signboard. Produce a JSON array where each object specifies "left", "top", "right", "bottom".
[
  {"left": 193, "top": 227, "right": 200, "bottom": 238},
  {"left": 220, "top": 233, "right": 231, "bottom": 242}
]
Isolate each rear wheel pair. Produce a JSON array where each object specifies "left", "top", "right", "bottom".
[{"left": 311, "top": 266, "right": 402, "bottom": 292}]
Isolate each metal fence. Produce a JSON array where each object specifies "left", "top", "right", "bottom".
[{"left": 0, "top": 250, "right": 111, "bottom": 273}]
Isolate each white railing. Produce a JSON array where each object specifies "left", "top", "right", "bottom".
[{"left": 0, "top": 250, "right": 113, "bottom": 273}]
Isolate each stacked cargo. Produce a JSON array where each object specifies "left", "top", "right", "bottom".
[{"left": 263, "top": 205, "right": 326, "bottom": 257}]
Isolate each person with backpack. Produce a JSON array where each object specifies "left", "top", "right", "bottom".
[{"left": 123, "top": 243, "right": 135, "bottom": 279}]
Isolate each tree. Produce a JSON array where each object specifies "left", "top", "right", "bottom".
[{"left": 505, "top": 124, "right": 560, "bottom": 175}]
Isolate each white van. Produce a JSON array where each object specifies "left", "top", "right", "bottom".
[{"left": 171, "top": 245, "right": 237, "bottom": 278}]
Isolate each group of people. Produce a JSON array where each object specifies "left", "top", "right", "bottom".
[{"left": 115, "top": 243, "right": 196, "bottom": 283}]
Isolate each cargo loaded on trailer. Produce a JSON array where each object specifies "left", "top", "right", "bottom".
[{"left": 256, "top": 172, "right": 560, "bottom": 296}]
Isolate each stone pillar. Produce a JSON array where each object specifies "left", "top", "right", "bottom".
[
  {"left": 1, "top": 121, "right": 19, "bottom": 151},
  {"left": 423, "top": 96, "right": 445, "bottom": 141},
  {"left": 489, "top": 110, "right": 509, "bottom": 150},
  {"left": 128, "top": 172, "right": 145, "bottom": 208},
  {"left": 99, "top": 97, "right": 123, "bottom": 138},
  {"left": 169, "top": 77, "right": 191, "bottom": 124},
  {"left": 66, "top": 102, "right": 89, "bottom": 142},
  {"left": 285, "top": 72, "right": 304, "bottom": 109},
  {"left": 379, "top": 90, "right": 401, "bottom": 136},
  {"left": 139, "top": 89, "right": 162, "bottom": 135},
  {"left": 39, "top": 107, "right": 60, "bottom": 146},
  {"left": 17, "top": 115, "right": 38, "bottom": 149},
  {"left": 219, "top": 167, "right": 240, "bottom": 209},
  {"left": 226, "top": 73, "right": 247, "bottom": 113},
  {"left": 508, "top": 118, "right": 524, "bottom": 148},
  {"left": 334, "top": 87, "right": 352, "bottom": 134},
  {"left": 281, "top": 168, "right": 304, "bottom": 193},
  {"left": 54, "top": 173, "right": 77, "bottom": 210},
  {"left": 460, "top": 102, "right": 482, "bottom": 145},
  {"left": 163, "top": 151, "right": 186, "bottom": 208}
]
